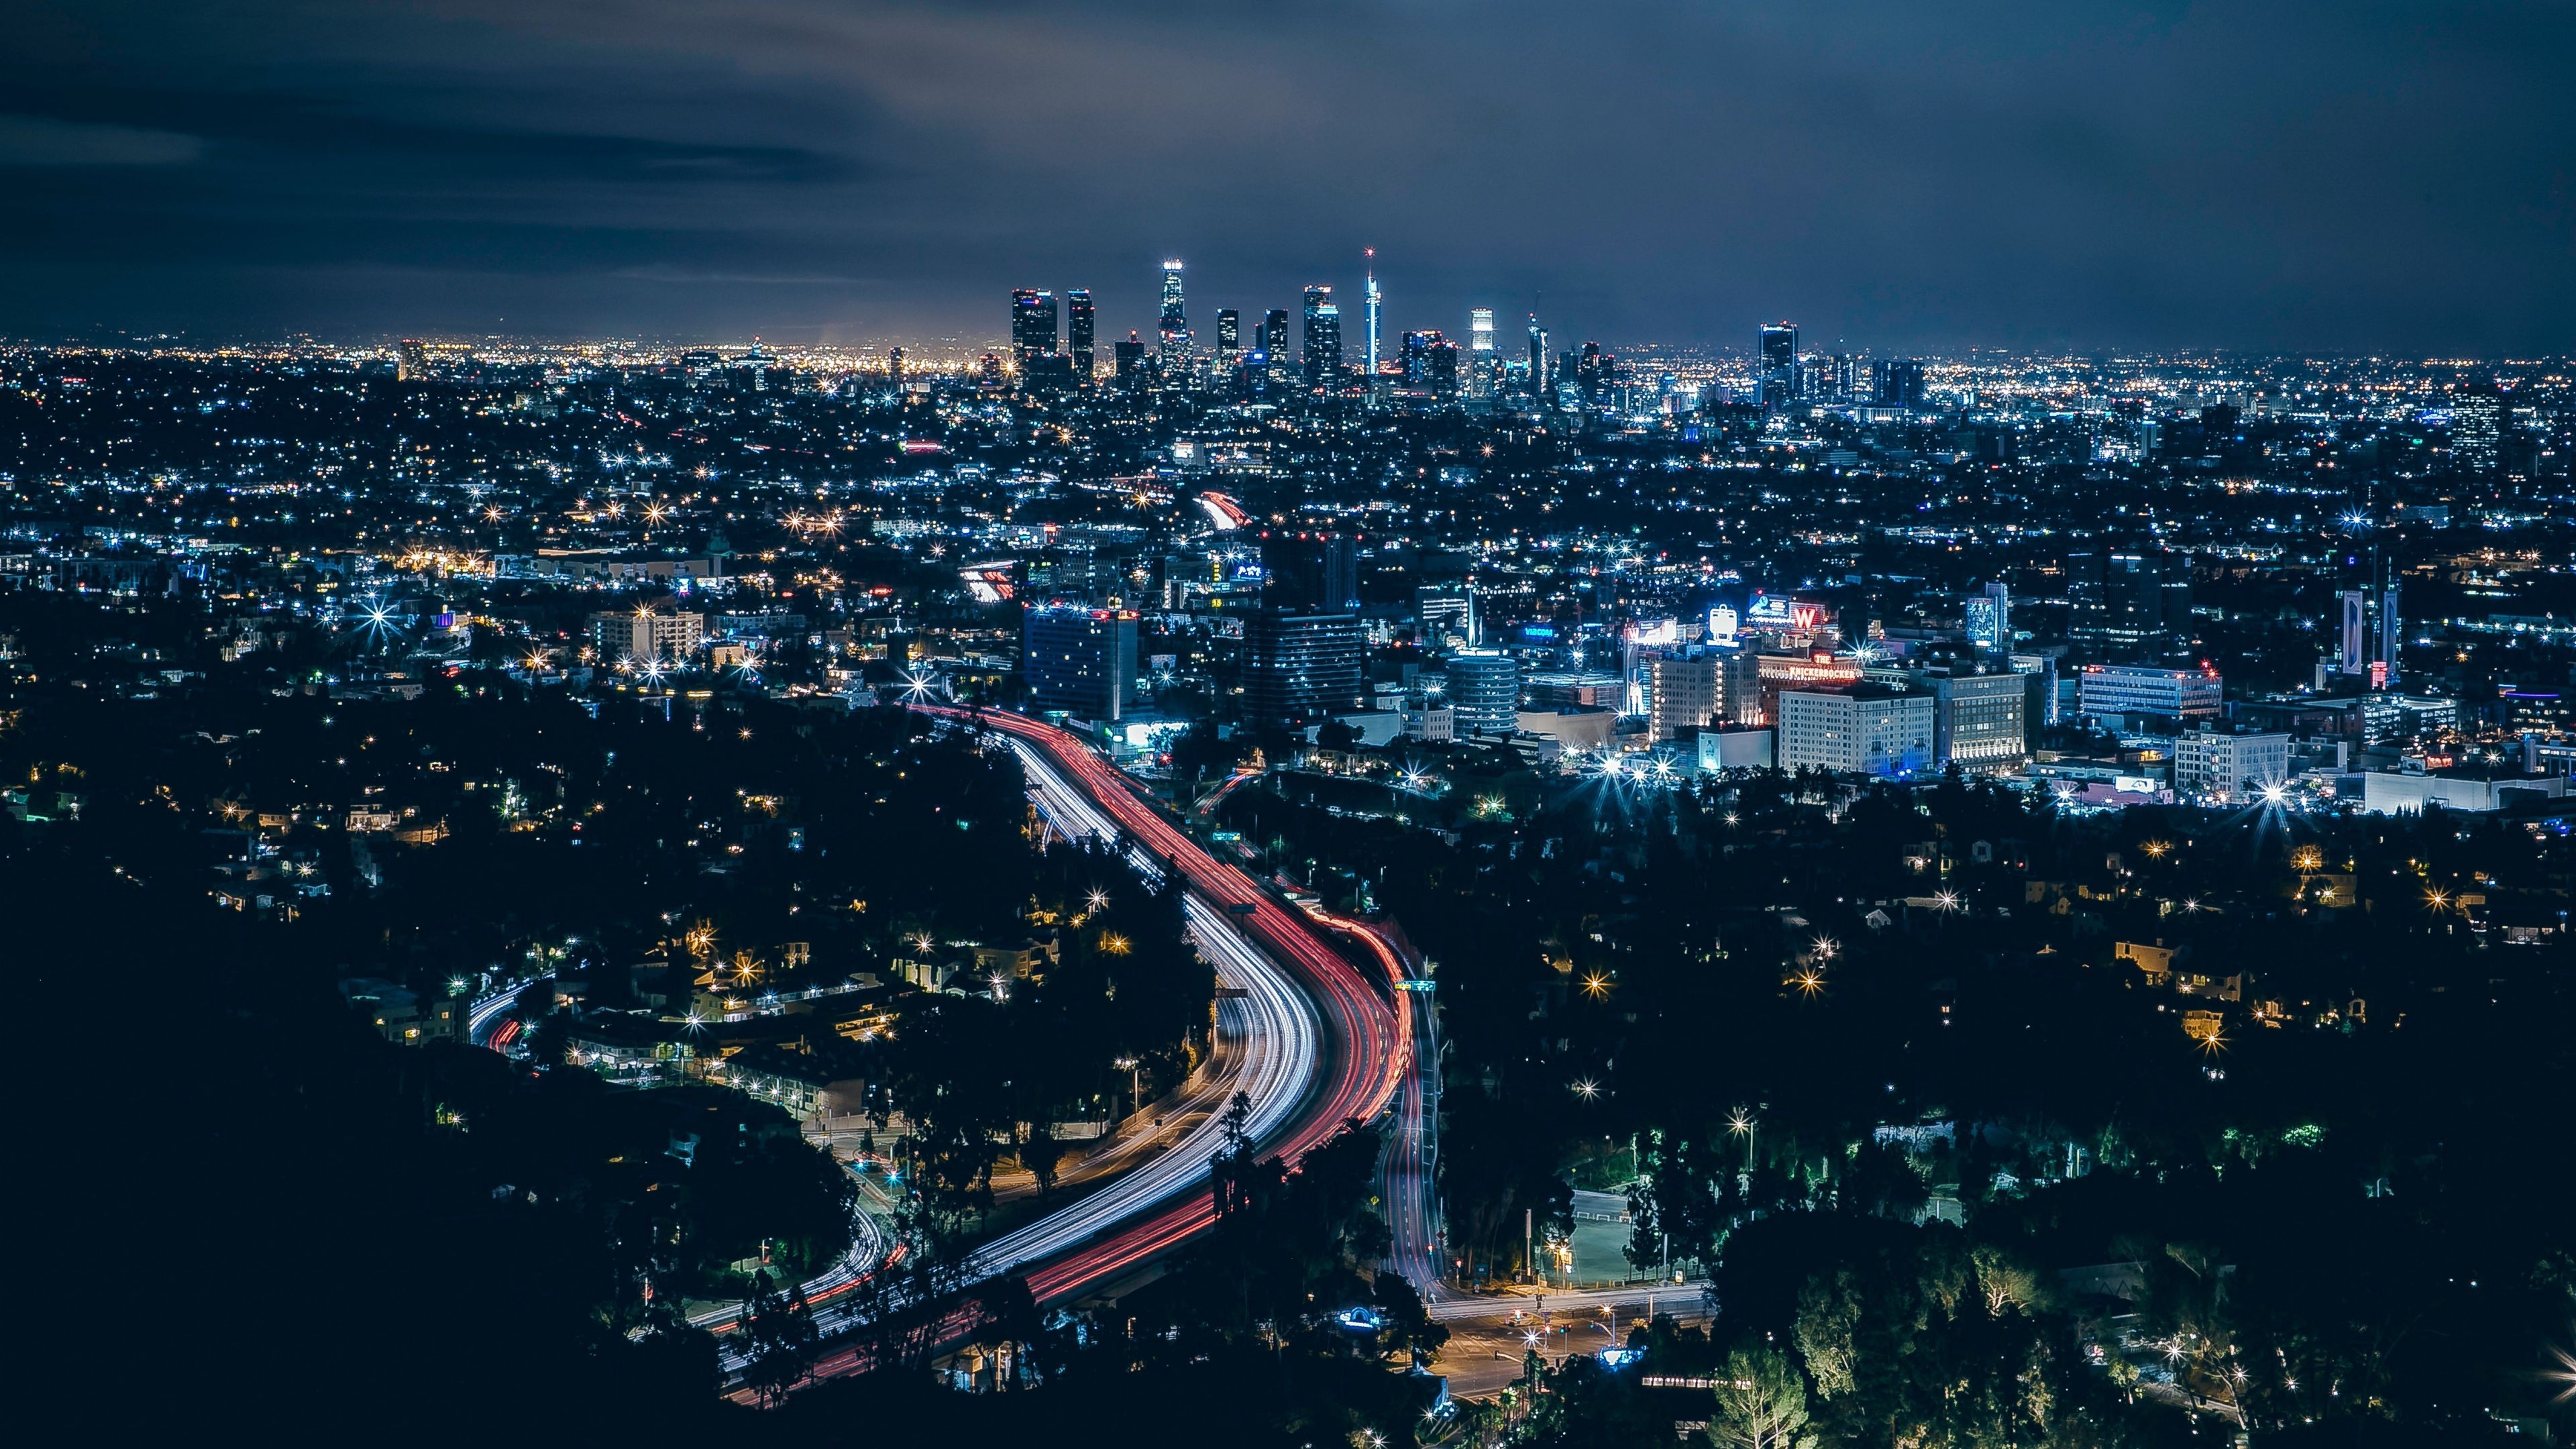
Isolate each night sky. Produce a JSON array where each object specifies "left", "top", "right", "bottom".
[{"left": 5, "top": 1, "right": 2570, "bottom": 353}]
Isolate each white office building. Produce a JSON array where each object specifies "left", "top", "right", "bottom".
[
  {"left": 1778, "top": 686, "right": 1934, "bottom": 777},
  {"left": 2171, "top": 729, "right": 2291, "bottom": 799}
]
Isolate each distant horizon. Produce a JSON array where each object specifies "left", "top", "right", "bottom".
[{"left": 7, "top": 327, "right": 2568, "bottom": 370}]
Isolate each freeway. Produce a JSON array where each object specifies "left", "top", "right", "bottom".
[
  {"left": 1313, "top": 910, "right": 1446, "bottom": 1303},
  {"left": 720, "top": 708, "right": 1387, "bottom": 1385},
  {"left": 914, "top": 707, "right": 1405, "bottom": 1301}
]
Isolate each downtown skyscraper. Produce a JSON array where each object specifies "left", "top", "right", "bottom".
[
  {"left": 1066, "top": 289, "right": 1095, "bottom": 380},
  {"left": 1302, "top": 285, "right": 1341, "bottom": 391},
  {"left": 1159, "top": 259, "right": 1189, "bottom": 364}
]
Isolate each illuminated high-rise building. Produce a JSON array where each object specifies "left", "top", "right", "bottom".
[
  {"left": 1527, "top": 315, "right": 1548, "bottom": 398},
  {"left": 1158, "top": 259, "right": 1189, "bottom": 362},
  {"left": 1216, "top": 309, "right": 1240, "bottom": 360},
  {"left": 1010, "top": 288, "right": 1059, "bottom": 369},
  {"left": 1469, "top": 309, "right": 1494, "bottom": 353},
  {"left": 2451, "top": 389, "right": 2502, "bottom": 473},
  {"left": 1066, "top": 289, "right": 1095, "bottom": 380},
  {"left": 1301, "top": 286, "right": 1342, "bottom": 390},
  {"left": 1758, "top": 322, "right": 1799, "bottom": 409},
  {"left": 1362, "top": 250, "right": 1383, "bottom": 376},
  {"left": 1262, "top": 307, "right": 1293, "bottom": 386},
  {"left": 1871, "top": 358, "right": 1926, "bottom": 408},
  {"left": 1964, "top": 582, "right": 2011, "bottom": 653}
]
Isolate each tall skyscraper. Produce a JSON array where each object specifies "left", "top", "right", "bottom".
[
  {"left": 1758, "top": 322, "right": 1799, "bottom": 409},
  {"left": 1113, "top": 331, "right": 1147, "bottom": 383},
  {"left": 1871, "top": 359, "right": 1926, "bottom": 408},
  {"left": 1243, "top": 610, "right": 1364, "bottom": 724},
  {"left": 1010, "top": 288, "right": 1059, "bottom": 369},
  {"left": 1362, "top": 250, "right": 1383, "bottom": 377},
  {"left": 1469, "top": 308, "right": 1494, "bottom": 354},
  {"left": 2377, "top": 585, "right": 2402, "bottom": 684},
  {"left": 1216, "top": 309, "right": 1240, "bottom": 359},
  {"left": 1400, "top": 330, "right": 1437, "bottom": 389},
  {"left": 2068, "top": 548, "right": 2193, "bottom": 660},
  {"left": 2451, "top": 389, "right": 2502, "bottom": 473},
  {"left": 1263, "top": 307, "right": 1293, "bottom": 386},
  {"left": 1302, "top": 286, "right": 1342, "bottom": 390},
  {"left": 1023, "top": 603, "right": 1139, "bottom": 722},
  {"left": 1066, "top": 289, "right": 1095, "bottom": 380},
  {"left": 1965, "top": 582, "right": 2011, "bottom": 652},
  {"left": 1158, "top": 259, "right": 1189, "bottom": 362},
  {"left": 2339, "top": 589, "right": 2368, "bottom": 676},
  {"left": 1260, "top": 531, "right": 1360, "bottom": 612},
  {"left": 1527, "top": 316, "right": 1548, "bottom": 398}
]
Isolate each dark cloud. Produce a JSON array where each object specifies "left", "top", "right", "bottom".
[{"left": 1, "top": 0, "right": 2569, "bottom": 351}]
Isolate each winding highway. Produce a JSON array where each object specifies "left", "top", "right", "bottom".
[
  {"left": 708, "top": 707, "right": 1404, "bottom": 1387},
  {"left": 1313, "top": 910, "right": 1447, "bottom": 1302},
  {"left": 914, "top": 708, "right": 1405, "bottom": 1299}
]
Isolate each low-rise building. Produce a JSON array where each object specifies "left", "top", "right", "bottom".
[
  {"left": 2078, "top": 663, "right": 2222, "bottom": 724},
  {"left": 2171, "top": 728, "right": 2291, "bottom": 798}
]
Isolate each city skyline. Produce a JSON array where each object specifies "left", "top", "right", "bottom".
[{"left": 4, "top": 1, "right": 2571, "bottom": 352}]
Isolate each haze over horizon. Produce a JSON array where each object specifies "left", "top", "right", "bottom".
[{"left": 5, "top": 1, "right": 2571, "bottom": 354}]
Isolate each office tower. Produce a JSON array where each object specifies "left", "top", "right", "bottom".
[
  {"left": 2377, "top": 585, "right": 2402, "bottom": 684},
  {"left": 1260, "top": 531, "right": 1359, "bottom": 612},
  {"left": 2076, "top": 663, "right": 2222, "bottom": 723},
  {"left": 1527, "top": 316, "right": 1548, "bottom": 398},
  {"left": 1719, "top": 647, "right": 1762, "bottom": 724},
  {"left": 1010, "top": 288, "right": 1059, "bottom": 369},
  {"left": 1216, "top": 309, "right": 1241, "bottom": 361},
  {"left": 2339, "top": 589, "right": 2368, "bottom": 675},
  {"left": 1930, "top": 672, "right": 2027, "bottom": 767},
  {"left": 1872, "top": 358, "right": 1926, "bottom": 408},
  {"left": 2068, "top": 548, "right": 2193, "bottom": 659},
  {"left": 1400, "top": 330, "right": 1436, "bottom": 389},
  {"left": 396, "top": 339, "right": 427, "bottom": 381},
  {"left": 1646, "top": 654, "right": 1722, "bottom": 743},
  {"left": 2451, "top": 390, "right": 2502, "bottom": 472},
  {"left": 1964, "top": 581, "right": 2010, "bottom": 652},
  {"left": 1445, "top": 649, "right": 1521, "bottom": 737},
  {"left": 1469, "top": 308, "right": 1494, "bottom": 354},
  {"left": 1022, "top": 602, "right": 1139, "bottom": 722},
  {"left": 1429, "top": 340, "right": 1459, "bottom": 400},
  {"left": 1778, "top": 684, "right": 1934, "bottom": 777},
  {"left": 1363, "top": 250, "right": 1382, "bottom": 376},
  {"left": 1261, "top": 307, "right": 1291, "bottom": 356},
  {"left": 2008, "top": 652, "right": 2059, "bottom": 729},
  {"left": 1758, "top": 322, "right": 1799, "bottom": 409},
  {"left": 1159, "top": 259, "right": 1189, "bottom": 362},
  {"left": 1113, "top": 331, "right": 1147, "bottom": 383},
  {"left": 1066, "top": 289, "right": 1095, "bottom": 380},
  {"left": 1244, "top": 608, "right": 1364, "bottom": 724},
  {"left": 1830, "top": 353, "right": 1856, "bottom": 401},
  {"left": 2172, "top": 729, "right": 2291, "bottom": 798},
  {"left": 1302, "top": 286, "right": 1342, "bottom": 390}
]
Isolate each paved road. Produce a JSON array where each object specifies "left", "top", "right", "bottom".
[
  {"left": 1310, "top": 910, "right": 1446, "bottom": 1304},
  {"left": 929, "top": 707, "right": 1403, "bottom": 1307},
  {"left": 1426, "top": 1284, "right": 1716, "bottom": 1400},
  {"left": 748, "top": 708, "right": 1403, "bottom": 1388}
]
